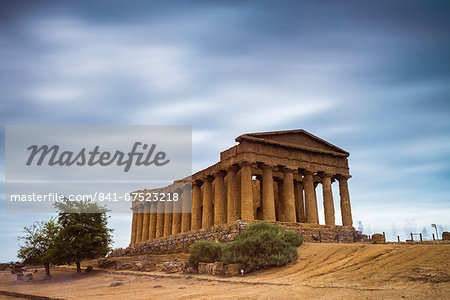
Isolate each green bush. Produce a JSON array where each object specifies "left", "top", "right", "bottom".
[
  {"left": 221, "top": 222, "right": 302, "bottom": 272},
  {"left": 188, "top": 222, "right": 303, "bottom": 273},
  {"left": 235, "top": 222, "right": 303, "bottom": 247},
  {"left": 189, "top": 240, "right": 223, "bottom": 265}
]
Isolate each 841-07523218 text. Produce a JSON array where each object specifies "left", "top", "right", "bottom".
[{"left": 9, "top": 192, "right": 179, "bottom": 203}]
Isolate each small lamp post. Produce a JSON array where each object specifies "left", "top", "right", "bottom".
[{"left": 431, "top": 224, "right": 438, "bottom": 239}]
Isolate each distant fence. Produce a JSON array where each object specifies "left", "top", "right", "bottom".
[{"left": 366, "top": 231, "right": 443, "bottom": 243}]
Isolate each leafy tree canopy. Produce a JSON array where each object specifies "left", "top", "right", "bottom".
[
  {"left": 17, "top": 217, "right": 60, "bottom": 276},
  {"left": 53, "top": 199, "right": 113, "bottom": 273}
]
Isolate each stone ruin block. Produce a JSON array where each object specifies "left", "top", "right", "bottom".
[
  {"left": 198, "top": 262, "right": 207, "bottom": 274},
  {"left": 143, "top": 261, "right": 157, "bottom": 271},
  {"left": 161, "top": 261, "right": 185, "bottom": 273},
  {"left": 116, "top": 261, "right": 133, "bottom": 270},
  {"left": 97, "top": 258, "right": 117, "bottom": 269},
  {"left": 212, "top": 262, "right": 224, "bottom": 275},
  {"left": 197, "top": 262, "right": 215, "bottom": 275},
  {"left": 206, "top": 263, "right": 214, "bottom": 274},
  {"left": 182, "top": 262, "right": 197, "bottom": 274},
  {"left": 371, "top": 233, "right": 386, "bottom": 244},
  {"left": 224, "top": 264, "right": 240, "bottom": 276}
]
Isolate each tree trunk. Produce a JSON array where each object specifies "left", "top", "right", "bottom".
[
  {"left": 76, "top": 261, "right": 81, "bottom": 274},
  {"left": 44, "top": 263, "right": 51, "bottom": 277}
]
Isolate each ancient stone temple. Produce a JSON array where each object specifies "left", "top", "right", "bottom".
[{"left": 129, "top": 129, "right": 354, "bottom": 246}]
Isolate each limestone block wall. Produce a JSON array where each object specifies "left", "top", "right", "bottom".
[{"left": 111, "top": 222, "right": 356, "bottom": 257}]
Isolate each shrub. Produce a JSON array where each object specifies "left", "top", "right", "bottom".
[
  {"left": 188, "top": 223, "right": 303, "bottom": 273},
  {"left": 221, "top": 222, "right": 302, "bottom": 272},
  {"left": 236, "top": 222, "right": 303, "bottom": 247},
  {"left": 189, "top": 240, "right": 223, "bottom": 265}
]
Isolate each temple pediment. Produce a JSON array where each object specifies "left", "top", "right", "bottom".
[{"left": 236, "top": 129, "right": 349, "bottom": 156}]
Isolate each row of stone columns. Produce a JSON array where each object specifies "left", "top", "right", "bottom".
[
  {"left": 130, "top": 186, "right": 192, "bottom": 245},
  {"left": 131, "top": 162, "right": 353, "bottom": 245}
]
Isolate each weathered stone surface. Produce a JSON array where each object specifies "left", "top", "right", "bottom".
[
  {"left": 143, "top": 261, "right": 157, "bottom": 271},
  {"left": 161, "top": 261, "right": 185, "bottom": 273},
  {"left": 212, "top": 262, "right": 224, "bottom": 275},
  {"left": 197, "top": 262, "right": 216, "bottom": 275},
  {"left": 110, "top": 281, "right": 123, "bottom": 287},
  {"left": 224, "top": 264, "right": 240, "bottom": 276},
  {"left": 98, "top": 258, "right": 117, "bottom": 269},
  {"left": 132, "top": 262, "right": 143, "bottom": 271},
  {"left": 361, "top": 234, "right": 370, "bottom": 242},
  {"left": 371, "top": 233, "right": 386, "bottom": 244},
  {"left": 182, "top": 262, "right": 197, "bottom": 274},
  {"left": 116, "top": 262, "right": 133, "bottom": 270},
  {"left": 442, "top": 232, "right": 450, "bottom": 240},
  {"left": 198, "top": 262, "right": 208, "bottom": 274},
  {"left": 205, "top": 263, "right": 214, "bottom": 275}
]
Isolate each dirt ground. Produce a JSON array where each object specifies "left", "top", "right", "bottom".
[{"left": 0, "top": 243, "right": 449, "bottom": 300}]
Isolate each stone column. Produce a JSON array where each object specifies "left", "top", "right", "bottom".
[
  {"left": 261, "top": 164, "right": 276, "bottom": 221},
  {"left": 283, "top": 167, "right": 297, "bottom": 222},
  {"left": 202, "top": 176, "right": 214, "bottom": 228},
  {"left": 136, "top": 203, "right": 144, "bottom": 243},
  {"left": 181, "top": 185, "right": 191, "bottom": 233},
  {"left": 294, "top": 182, "right": 306, "bottom": 223},
  {"left": 322, "top": 173, "right": 335, "bottom": 226},
  {"left": 236, "top": 171, "right": 242, "bottom": 219},
  {"left": 155, "top": 199, "right": 165, "bottom": 238},
  {"left": 163, "top": 199, "right": 173, "bottom": 237},
  {"left": 172, "top": 189, "right": 182, "bottom": 235},
  {"left": 130, "top": 207, "right": 138, "bottom": 245},
  {"left": 149, "top": 201, "right": 157, "bottom": 240},
  {"left": 214, "top": 172, "right": 226, "bottom": 225},
  {"left": 226, "top": 165, "right": 239, "bottom": 223},
  {"left": 338, "top": 175, "right": 353, "bottom": 226},
  {"left": 277, "top": 179, "right": 285, "bottom": 221},
  {"left": 304, "top": 171, "right": 319, "bottom": 224},
  {"left": 256, "top": 175, "right": 263, "bottom": 220},
  {"left": 191, "top": 181, "right": 202, "bottom": 231},
  {"left": 142, "top": 202, "right": 150, "bottom": 242},
  {"left": 240, "top": 161, "right": 254, "bottom": 221}
]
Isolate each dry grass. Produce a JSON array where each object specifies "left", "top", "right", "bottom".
[{"left": 0, "top": 243, "right": 449, "bottom": 299}]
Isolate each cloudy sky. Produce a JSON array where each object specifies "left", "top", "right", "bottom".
[{"left": 1, "top": 1, "right": 449, "bottom": 262}]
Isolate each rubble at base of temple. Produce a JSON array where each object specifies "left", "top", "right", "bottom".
[{"left": 110, "top": 221, "right": 357, "bottom": 257}]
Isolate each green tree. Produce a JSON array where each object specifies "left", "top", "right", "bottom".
[
  {"left": 17, "top": 218, "right": 60, "bottom": 277},
  {"left": 53, "top": 199, "right": 113, "bottom": 273}
]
